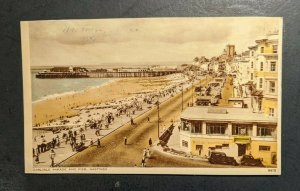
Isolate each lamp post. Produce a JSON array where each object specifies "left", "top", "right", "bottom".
[
  {"left": 156, "top": 94, "right": 160, "bottom": 138},
  {"left": 192, "top": 65, "right": 196, "bottom": 107},
  {"left": 181, "top": 85, "right": 184, "bottom": 111}
]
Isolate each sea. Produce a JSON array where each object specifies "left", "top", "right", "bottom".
[
  {"left": 31, "top": 72, "right": 112, "bottom": 102},
  {"left": 30, "top": 62, "right": 186, "bottom": 102}
]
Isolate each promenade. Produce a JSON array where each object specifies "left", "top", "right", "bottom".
[
  {"left": 59, "top": 76, "right": 211, "bottom": 167},
  {"left": 33, "top": 74, "right": 200, "bottom": 167}
]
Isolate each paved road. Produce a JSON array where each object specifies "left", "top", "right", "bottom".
[
  {"left": 146, "top": 150, "right": 258, "bottom": 168},
  {"left": 60, "top": 78, "right": 210, "bottom": 167}
]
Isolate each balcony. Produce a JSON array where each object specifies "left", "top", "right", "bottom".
[
  {"left": 180, "top": 130, "right": 232, "bottom": 140},
  {"left": 252, "top": 136, "right": 277, "bottom": 142}
]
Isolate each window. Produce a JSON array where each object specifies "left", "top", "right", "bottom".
[
  {"left": 269, "top": 108, "right": 275, "bottom": 117},
  {"left": 182, "top": 140, "right": 188, "bottom": 147},
  {"left": 196, "top": 145, "right": 203, "bottom": 150},
  {"left": 207, "top": 123, "right": 227, "bottom": 135},
  {"left": 272, "top": 45, "right": 278, "bottom": 53},
  {"left": 260, "top": 62, "right": 263, "bottom": 71},
  {"left": 257, "top": 126, "right": 275, "bottom": 136},
  {"left": 222, "top": 144, "right": 229, "bottom": 148},
  {"left": 259, "top": 146, "right": 271, "bottom": 151},
  {"left": 232, "top": 124, "right": 252, "bottom": 135},
  {"left": 251, "top": 73, "right": 253, "bottom": 80},
  {"left": 270, "top": 62, "right": 276, "bottom": 71},
  {"left": 269, "top": 81, "right": 276, "bottom": 93},
  {"left": 251, "top": 62, "right": 253, "bottom": 68},
  {"left": 182, "top": 121, "right": 190, "bottom": 131},
  {"left": 259, "top": 78, "right": 263, "bottom": 88},
  {"left": 261, "top": 47, "right": 264, "bottom": 53},
  {"left": 193, "top": 122, "right": 202, "bottom": 133}
]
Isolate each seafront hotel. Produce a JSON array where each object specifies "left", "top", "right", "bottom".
[{"left": 179, "top": 107, "right": 277, "bottom": 166}]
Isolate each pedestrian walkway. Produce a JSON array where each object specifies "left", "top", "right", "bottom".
[{"left": 33, "top": 102, "right": 153, "bottom": 167}]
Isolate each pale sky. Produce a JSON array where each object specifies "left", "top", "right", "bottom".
[{"left": 28, "top": 17, "right": 281, "bottom": 66}]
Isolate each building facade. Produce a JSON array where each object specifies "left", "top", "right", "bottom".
[
  {"left": 179, "top": 107, "right": 277, "bottom": 166},
  {"left": 251, "top": 31, "right": 279, "bottom": 116}
]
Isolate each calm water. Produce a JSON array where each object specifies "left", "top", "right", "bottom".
[{"left": 31, "top": 73, "right": 112, "bottom": 101}]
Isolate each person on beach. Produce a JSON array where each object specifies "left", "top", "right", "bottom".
[
  {"left": 49, "top": 149, "right": 56, "bottom": 167},
  {"left": 68, "top": 130, "right": 73, "bottom": 138},
  {"left": 124, "top": 136, "right": 127, "bottom": 145},
  {"left": 143, "top": 148, "right": 147, "bottom": 158},
  {"left": 130, "top": 117, "right": 134, "bottom": 125},
  {"left": 70, "top": 139, "right": 75, "bottom": 151},
  {"left": 41, "top": 137, "right": 46, "bottom": 152},
  {"left": 95, "top": 129, "right": 100, "bottom": 136},
  {"left": 146, "top": 148, "right": 150, "bottom": 158},
  {"left": 147, "top": 116, "right": 150, "bottom": 122},
  {"left": 148, "top": 138, "right": 152, "bottom": 147},
  {"left": 90, "top": 138, "right": 93, "bottom": 146},
  {"left": 65, "top": 135, "right": 69, "bottom": 144},
  {"left": 97, "top": 138, "right": 101, "bottom": 148},
  {"left": 81, "top": 134, "right": 86, "bottom": 141},
  {"left": 141, "top": 158, "right": 146, "bottom": 167},
  {"left": 52, "top": 138, "right": 56, "bottom": 148},
  {"left": 56, "top": 135, "right": 60, "bottom": 147},
  {"left": 35, "top": 153, "right": 39, "bottom": 164}
]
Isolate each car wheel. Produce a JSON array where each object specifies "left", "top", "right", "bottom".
[{"left": 232, "top": 161, "right": 237, "bottom": 166}]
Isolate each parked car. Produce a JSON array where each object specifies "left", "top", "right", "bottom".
[
  {"left": 240, "top": 155, "right": 264, "bottom": 167},
  {"left": 208, "top": 151, "right": 238, "bottom": 166}
]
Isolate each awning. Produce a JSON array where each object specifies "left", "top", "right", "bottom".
[{"left": 234, "top": 136, "right": 251, "bottom": 144}]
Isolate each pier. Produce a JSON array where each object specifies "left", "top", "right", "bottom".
[
  {"left": 88, "top": 70, "right": 179, "bottom": 78},
  {"left": 36, "top": 70, "right": 180, "bottom": 79},
  {"left": 36, "top": 72, "right": 89, "bottom": 79}
]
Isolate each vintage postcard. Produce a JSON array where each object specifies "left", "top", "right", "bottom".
[{"left": 21, "top": 17, "right": 282, "bottom": 174}]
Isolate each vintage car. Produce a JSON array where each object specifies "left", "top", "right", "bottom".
[
  {"left": 208, "top": 151, "right": 238, "bottom": 166},
  {"left": 240, "top": 155, "right": 264, "bottom": 167}
]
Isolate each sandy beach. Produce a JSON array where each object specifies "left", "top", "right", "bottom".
[{"left": 32, "top": 76, "right": 176, "bottom": 127}]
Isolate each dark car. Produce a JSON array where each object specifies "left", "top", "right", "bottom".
[
  {"left": 208, "top": 151, "right": 238, "bottom": 166},
  {"left": 240, "top": 155, "right": 264, "bottom": 167}
]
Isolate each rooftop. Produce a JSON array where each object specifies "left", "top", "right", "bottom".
[{"left": 181, "top": 106, "right": 277, "bottom": 123}]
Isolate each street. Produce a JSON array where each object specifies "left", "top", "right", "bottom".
[{"left": 146, "top": 150, "right": 259, "bottom": 168}]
